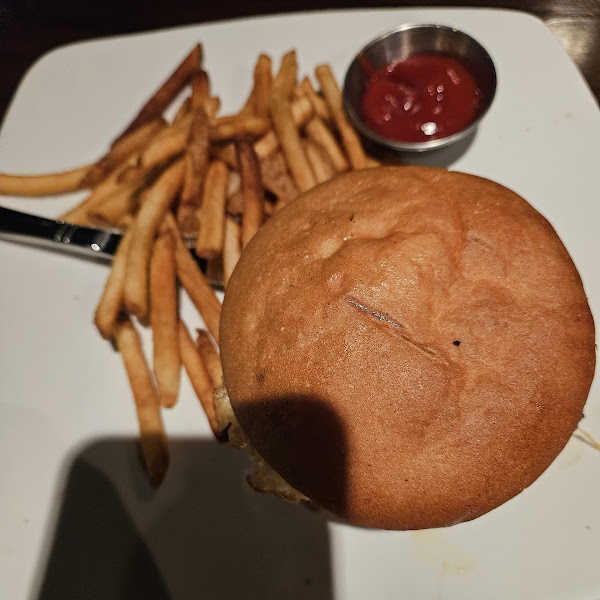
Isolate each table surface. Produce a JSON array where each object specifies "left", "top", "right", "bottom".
[{"left": 0, "top": 0, "right": 599, "bottom": 124}]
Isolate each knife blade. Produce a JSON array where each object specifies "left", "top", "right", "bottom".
[{"left": 0, "top": 205, "right": 215, "bottom": 284}]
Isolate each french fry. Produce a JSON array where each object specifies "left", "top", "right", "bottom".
[
  {"left": 225, "top": 170, "right": 243, "bottom": 215},
  {"left": 304, "top": 116, "right": 350, "bottom": 172},
  {"left": 115, "top": 44, "right": 202, "bottom": 143},
  {"left": 270, "top": 93, "right": 316, "bottom": 192},
  {"left": 203, "top": 96, "right": 221, "bottom": 118},
  {"left": 213, "top": 95, "right": 313, "bottom": 168},
  {"left": 88, "top": 168, "right": 156, "bottom": 227},
  {"left": 254, "top": 95, "right": 313, "bottom": 158},
  {"left": 253, "top": 54, "right": 272, "bottom": 118},
  {"left": 304, "top": 139, "right": 336, "bottom": 183},
  {"left": 0, "top": 164, "right": 92, "bottom": 196},
  {"left": 119, "top": 214, "right": 134, "bottom": 229},
  {"left": 94, "top": 226, "right": 135, "bottom": 339},
  {"left": 261, "top": 150, "right": 300, "bottom": 206},
  {"left": 223, "top": 216, "right": 242, "bottom": 286},
  {"left": 209, "top": 116, "right": 270, "bottom": 142},
  {"left": 289, "top": 95, "right": 315, "bottom": 128},
  {"left": 296, "top": 76, "right": 330, "bottom": 121},
  {"left": 117, "top": 163, "right": 145, "bottom": 185},
  {"left": 81, "top": 118, "right": 166, "bottom": 188},
  {"left": 87, "top": 190, "right": 137, "bottom": 228},
  {"left": 204, "top": 257, "right": 223, "bottom": 284},
  {"left": 124, "top": 157, "right": 185, "bottom": 319},
  {"left": 191, "top": 70, "right": 210, "bottom": 109},
  {"left": 178, "top": 320, "right": 220, "bottom": 436},
  {"left": 114, "top": 316, "right": 169, "bottom": 488},
  {"left": 315, "top": 64, "right": 368, "bottom": 170},
  {"left": 227, "top": 187, "right": 244, "bottom": 216},
  {"left": 215, "top": 143, "right": 299, "bottom": 207},
  {"left": 150, "top": 230, "right": 180, "bottom": 408},
  {"left": 139, "top": 114, "right": 192, "bottom": 169},
  {"left": 178, "top": 106, "right": 210, "bottom": 234},
  {"left": 195, "top": 160, "right": 228, "bottom": 259},
  {"left": 209, "top": 143, "right": 236, "bottom": 168},
  {"left": 366, "top": 156, "right": 382, "bottom": 168},
  {"left": 237, "top": 88, "right": 255, "bottom": 117},
  {"left": 251, "top": 131, "right": 279, "bottom": 160},
  {"left": 172, "top": 96, "right": 192, "bottom": 125},
  {"left": 272, "top": 50, "right": 298, "bottom": 100},
  {"left": 195, "top": 329, "right": 223, "bottom": 387},
  {"left": 60, "top": 153, "right": 141, "bottom": 224},
  {"left": 236, "top": 138, "right": 264, "bottom": 248},
  {"left": 165, "top": 213, "right": 222, "bottom": 342}
]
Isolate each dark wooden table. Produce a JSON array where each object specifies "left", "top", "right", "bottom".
[{"left": 1, "top": 0, "right": 599, "bottom": 124}]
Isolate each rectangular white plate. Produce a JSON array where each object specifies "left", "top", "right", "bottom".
[{"left": 1, "top": 8, "right": 599, "bottom": 600}]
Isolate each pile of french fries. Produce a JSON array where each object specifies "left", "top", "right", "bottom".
[{"left": 0, "top": 43, "right": 377, "bottom": 486}]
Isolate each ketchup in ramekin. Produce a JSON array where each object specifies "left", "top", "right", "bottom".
[{"left": 361, "top": 54, "right": 482, "bottom": 143}]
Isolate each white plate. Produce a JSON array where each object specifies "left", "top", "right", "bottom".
[{"left": 1, "top": 8, "right": 599, "bottom": 600}]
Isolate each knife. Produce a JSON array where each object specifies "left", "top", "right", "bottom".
[{"left": 0, "top": 205, "right": 213, "bottom": 281}]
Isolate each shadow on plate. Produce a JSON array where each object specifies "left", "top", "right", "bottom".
[{"left": 35, "top": 436, "right": 335, "bottom": 600}]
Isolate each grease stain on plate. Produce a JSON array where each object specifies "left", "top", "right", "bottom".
[{"left": 409, "top": 529, "right": 476, "bottom": 575}]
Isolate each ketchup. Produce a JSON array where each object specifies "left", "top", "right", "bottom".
[{"left": 361, "top": 54, "right": 481, "bottom": 143}]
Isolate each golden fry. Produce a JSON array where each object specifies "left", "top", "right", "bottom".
[
  {"left": 88, "top": 168, "right": 155, "bottom": 227},
  {"left": 227, "top": 187, "right": 244, "bottom": 216},
  {"left": 0, "top": 164, "right": 92, "bottom": 196},
  {"left": 304, "top": 116, "right": 350, "bottom": 172},
  {"left": 261, "top": 151, "right": 300, "bottom": 206},
  {"left": 195, "top": 160, "right": 228, "bottom": 259},
  {"left": 315, "top": 64, "right": 368, "bottom": 170},
  {"left": 114, "top": 316, "right": 169, "bottom": 488},
  {"left": 82, "top": 118, "right": 166, "bottom": 188},
  {"left": 94, "top": 226, "right": 135, "bottom": 339},
  {"left": 195, "top": 329, "right": 223, "bottom": 387},
  {"left": 209, "top": 116, "right": 270, "bottom": 142},
  {"left": 116, "top": 164, "right": 144, "bottom": 185},
  {"left": 270, "top": 93, "right": 315, "bottom": 192},
  {"left": 304, "top": 139, "right": 336, "bottom": 183},
  {"left": 115, "top": 44, "right": 202, "bottom": 143},
  {"left": 203, "top": 96, "right": 221, "bottom": 118},
  {"left": 172, "top": 96, "right": 192, "bottom": 125},
  {"left": 60, "top": 153, "right": 140, "bottom": 224},
  {"left": 205, "top": 257, "right": 223, "bottom": 284},
  {"left": 272, "top": 50, "right": 298, "bottom": 99},
  {"left": 225, "top": 170, "right": 243, "bottom": 215},
  {"left": 237, "top": 88, "right": 255, "bottom": 117},
  {"left": 178, "top": 106, "right": 210, "bottom": 234},
  {"left": 254, "top": 95, "right": 313, "bottom": 159},
  {"left": 296, "top": 76, "right": 330, "bottom": 121},
  {"left": 223, "top": 216, "right": 242, "bottom": 287},
  {"left": 150, "top": 230, "right": 181, "bottom": 408},
  {"left": 212, "top": 137, "right": 300, "bottom": 206},
  {"left": 366, "top": 156, "right": 382, "bottom": 168},
  {"left": 191, "top": 70, "right": 210, "bottom": 109},
  {"left": 139, "top": 114, "right": 192, "bottom": 169},
  {"left": 253, "top": 54, "right": 272, "bottom": 118},
  {"left": 236, "top": 138, "right": 264, "bottom": 248},
  {"left": 165, "top": 213, "right": 222, "bottom": 342},
  {"left": 178, "top": 320, "right": 220, "bottom": 437},
  {"left": 124, "top": 158, "right": 185, "bottom": 319}
]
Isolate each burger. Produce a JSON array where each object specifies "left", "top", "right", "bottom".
[{"left": 216, "top": 166, "right": 595, "bottom": 530}]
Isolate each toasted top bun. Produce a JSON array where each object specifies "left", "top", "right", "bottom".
[{"left": 219, "top": 166, "right": 596, "bottom": 530}]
